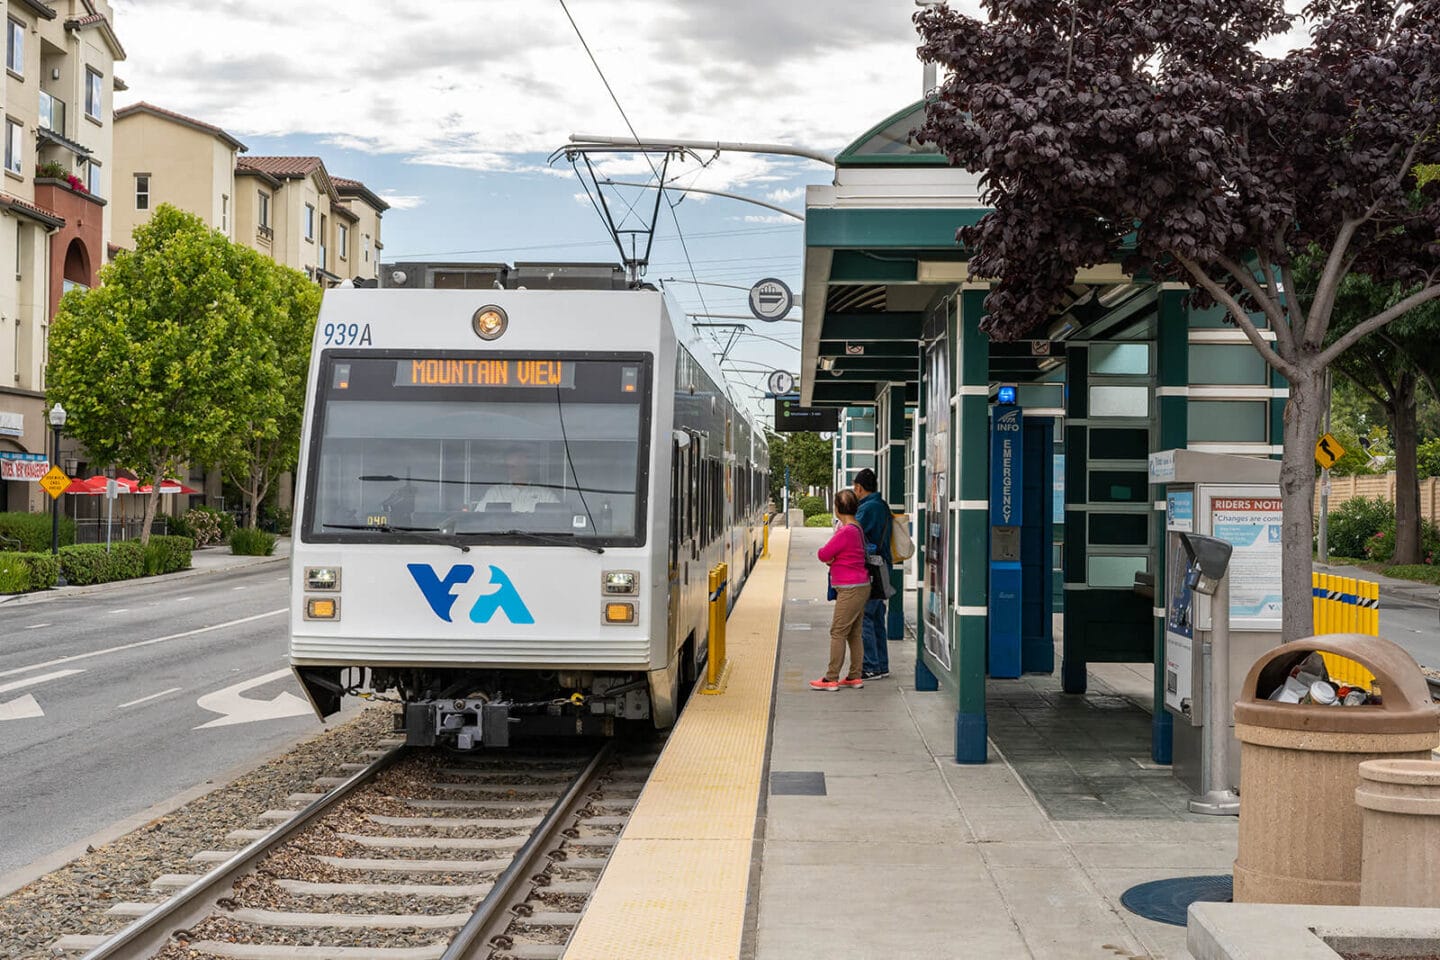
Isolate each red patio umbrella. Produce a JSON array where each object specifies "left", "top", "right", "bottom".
[{"left": 137, "top": 478, "right": 200, "bottom": 494}]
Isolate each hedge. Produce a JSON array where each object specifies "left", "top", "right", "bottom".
[
  {"left": 804, "top": 512, "right": 835, "bottom": 528},
  {"left": 0, "top": 511, "right": 75, "bottom": 552},
  {"left": 0, "top": 536, "right": 192, "bottom": 592},
  {"left": 796, "top": 495, "right": 827, "bottom": 518},
  {"left": 229, "top": 527, "right": 276, "bottom": 556},
  {"left": 0, "top": 552, "right": 60, "bottom": 593}
]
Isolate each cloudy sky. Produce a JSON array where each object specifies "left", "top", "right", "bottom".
[{"left": 108, "top": 0, "right": 965, "bottom": 423}]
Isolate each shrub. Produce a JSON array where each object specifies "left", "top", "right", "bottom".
[
  {"left": 1324, "top": 497, "right": 1394, "bottom": 559},
  {"left": 0, "top": 511, "right": 75, "bottom": 551},
  {"left": 0, "top": 551, "right": 58, "bottom": 592},
  {"left": 1363, "top": 517, "right": 1440, "bottom": 565},
  {"left": 230, "top": 527, "right": 276, "bottom": 556},
  {"left": 144, "top": 535, "right": 193, "bottom": 574},
  {"left": 797, "top": 496, "right": 827, "bottom": 518},
  {"left": 58, "top": 542, "right": 144, "bottom": 585},
  {"left": 182, "top": 507, "right": 224, "bottom": 546},
  {"left": 804, "top": 513, "right": 835, "bottom": 528}
]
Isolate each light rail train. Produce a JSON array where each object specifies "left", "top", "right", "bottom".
[{"left": 289, "top": 262, "right": 769, "bottom": 748}]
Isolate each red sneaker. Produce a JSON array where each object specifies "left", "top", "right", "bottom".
[
  {"left": 809, "top": 678, "right": 840, "bottom": 691},
  {"left": 837, "top": 677, "right": 864, "bottom": 688}
]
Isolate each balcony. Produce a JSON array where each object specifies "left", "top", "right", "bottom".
[
  {"left": 257, "top": 224, "right": 273, "bottom": 242},
  {"left": 39, "top": 92, "right": 65, "bottom": 137}
]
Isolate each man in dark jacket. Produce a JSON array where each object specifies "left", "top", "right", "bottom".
[{"left": 852, "top": 468, "right": 891, "bottom": 679}]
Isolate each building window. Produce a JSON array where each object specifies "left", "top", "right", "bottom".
[
  {"left": 135, "top": 174, "right": 149, "bottom": 209},
  {"left": 304, "top": 203, "right": 315, "bottom": 241},
  {"left": 6, "top": 19, "right": 22, "bottom": 75},
  {"left": 221, "top": 194, "right": 228, "bottom": 232},
  {"left": 4, "top": 118, "right": 21, "bottom": 175},
  {"left": 338, "top": 224, "right": 348, "bottom": 260},
  {"left": 363, "top": 234, "right": 370, "bottom": 262},
  {"left": 85, "top": 68, "right": 102, "bottom": 120},
  {"left": 85, "top": 158, "right": 101, "bottom": 195},
  {"left": 257, "top": 191, "right": 269, "bottom": 228}
]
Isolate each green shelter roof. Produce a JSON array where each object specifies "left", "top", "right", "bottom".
[{"left": 835, "top": 101, "right": 946, "bottom": 167}]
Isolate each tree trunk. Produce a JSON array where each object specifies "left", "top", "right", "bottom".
[
  {"left": 1280, "top": 368, "right": 1326, "bottom": 641},
  {"left": 247, "top": 480, "right": 259, "bottom": 529},
  {"left": 139, "top": 478, "right": 163, "bottom": 547},
  {"left": 1391, "top": 373, "right": 1421, "bottom": 565}
]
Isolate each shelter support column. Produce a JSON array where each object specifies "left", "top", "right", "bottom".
[
  {"left": 1151, "top": 286, "right": 1189, "bottom": 763},
  {"left": 953, "top": 289, "right": 991, "bottom": 763},
  {"left": 882, "top": 383, "right": 908, "bottom": 640},
  {"left": 1062, "top": 345, "right": 1089, "bottom": 694}
]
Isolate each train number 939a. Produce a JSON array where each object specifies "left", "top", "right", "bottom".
[{"left": 322, "top": 322, "right": 373, "bottom": 346}]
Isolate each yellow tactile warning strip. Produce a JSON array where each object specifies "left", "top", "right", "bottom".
[{"left": 563, "top": 529, "right": 791, "bottom": 959}]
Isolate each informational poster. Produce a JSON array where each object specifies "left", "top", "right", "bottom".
[
  {"left": 0, "top": 452, "right": 48, "bottom": 481},
  {"left": 1166, "top": 490, "right": 1194, "bottom": 532},
  {"left": 923, "top": 338, "right": 951, "bottom": 670},
  {"left": 1209, "top": 495, "right": 1285, "bottom": 623}
]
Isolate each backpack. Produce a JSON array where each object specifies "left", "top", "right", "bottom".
[{"left": 890, "top": 513, "right": 915, "bottom": 563}]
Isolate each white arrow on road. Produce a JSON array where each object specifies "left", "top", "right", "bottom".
[
  {"left": 0, "top": 694, "right": 44, "bottom": 721},
  {"left": 194, "top": 669, "right": 313, "bottom": 729},
  {"left": 0, "top": 668, "right": 84, "bottom": 721}
]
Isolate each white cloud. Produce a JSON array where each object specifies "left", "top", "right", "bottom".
[
  {"left": 739, "top": 214, "right": 800, "bottom": 225},
  {"left": 109, "top": 0, "right": 932, "bottom": 184},
  {"left": 765, "top": 187, "right": 805, "bottom": 204},
  {"left": 377, "top": 194, "right": 425, "bottom": 210}
]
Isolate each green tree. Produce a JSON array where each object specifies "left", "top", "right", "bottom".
[
  {"left": 224, "top": 264, "right": 320, "bottom": 528},
  {"left": 766, "top": 428, "right": 833, "bottom": 504},
  {"left": 47, "top": 205, "right": 280, "bottom": 544}
]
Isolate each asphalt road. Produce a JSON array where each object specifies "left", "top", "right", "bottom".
[
  {"left": 1380, "top": 593, "right": 1440, "bottom": 669},
  {"left": 0, "top": 562, "right": 348, "bottom": 879}
]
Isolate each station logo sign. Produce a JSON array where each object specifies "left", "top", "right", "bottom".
[{"left": 408, "top": 563, "right": 535, "bottom": 625}]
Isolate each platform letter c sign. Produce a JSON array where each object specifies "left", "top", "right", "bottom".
[
  {"left": 407, "top": 563, "right": 475, "bottom": 622},
  {"left": 469, "top": 566, "right": 535, "bottom": 625}
]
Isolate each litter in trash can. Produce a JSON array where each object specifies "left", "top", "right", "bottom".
[{"left": 1263, "top": 652, "right": 1383, "bottom": 706}]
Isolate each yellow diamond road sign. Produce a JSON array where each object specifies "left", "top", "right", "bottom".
[
  {"left": 1316, "top": 433, "right": 1346, "bottom": 470},
  {"left": 39, "top": 465, "right": 70, "bottom": 500}
]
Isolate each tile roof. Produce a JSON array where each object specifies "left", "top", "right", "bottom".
[
  {"left": 114, "top": 102, "right": 246, "bottom": 152},
  {"left": 237, "top": 156, "right": 324, "bottom": 179},
  {"left": 0, "top": 193, "right": 65, "bottom": 228},
  {"left": 331, "top": 176, "right": 391, "bottom": 213},
  {"left": 63, "top": 11, "right": 125, "bottom": 60}
]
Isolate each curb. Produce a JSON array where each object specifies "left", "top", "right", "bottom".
[{"left": 0, "top": 552, "right": 288, "bottom": 607}]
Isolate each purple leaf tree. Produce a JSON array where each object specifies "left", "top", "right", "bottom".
[{"left": 917, "top": 0, "right": 1440, "bottom": 639}]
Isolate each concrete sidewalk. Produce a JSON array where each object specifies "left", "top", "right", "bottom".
[
  {"left": 752, "top": 528, "right": 1234, "bottom": 960},
  {"left": 0, "top": 536, "right": 289, "bottom": 606}
]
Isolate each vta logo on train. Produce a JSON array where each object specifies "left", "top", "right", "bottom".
[{"left": 407, "top": 563, "right": 535, "bottom": 625}]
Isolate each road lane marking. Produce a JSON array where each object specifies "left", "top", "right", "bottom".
[
  {"left": 232, "top": 587, "right": 246, "bottom": 591},
  {"left": 0, "top": 694, "right": 43, "bottom": 721},
  {"left": 23, "top": 623, "right": 49, "bottom": 629},
  {"left": 195, "top": 669, "right": 311, "bottom": 729},
  {"left": 174, "top": 597, "right": 193, "bottom": 602},
  {"left": 0, "top": 669, "right": 85, "bottom": 696},
  {"left": 110, "top": 609, "right": 129, "bottom": 614},
  {"left": 0, "top": 609, "right": 287, "bottom": 680},
  {"left": 118, "top": 687, "right": 183, "bottom": 709}
]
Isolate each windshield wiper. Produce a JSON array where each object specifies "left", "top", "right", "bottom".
[
  {"left": 498, "top": 529, "right": 605, "bottom": 555},
  {"left": 322, "top": 523, "right": 470, "bottom": 553}
]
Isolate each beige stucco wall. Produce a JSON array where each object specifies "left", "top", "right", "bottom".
[{"left": 112, "top": 112, "right": 236, "bottom": 245}]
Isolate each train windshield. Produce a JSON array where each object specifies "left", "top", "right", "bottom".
[{"left": 303, "top": 353, "right": 651, "bottom": 546}]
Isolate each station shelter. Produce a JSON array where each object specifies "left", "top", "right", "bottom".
[{"left": 799, "top": 102, "right": 1287, "bottom": 764}]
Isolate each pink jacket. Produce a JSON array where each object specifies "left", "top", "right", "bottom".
[{"left": 818, "top": 522, "right": 869, "bottom": 587}]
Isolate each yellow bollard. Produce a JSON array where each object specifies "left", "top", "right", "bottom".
[
  {"left": 1313, "top": 571, "right": 1323, "bottom": 634},
  {"left": 701, "top": 562, "right": 730, "bottom": 694},
  {"left": 762, "top": 515, "right": 770, "bottom": 559},
  {"left": 1347, "top": 577, "right": 1360, "bottom": 633}
]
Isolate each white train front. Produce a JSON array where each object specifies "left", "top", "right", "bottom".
[{"left": 289, "top": 265, "right": 768, "bottom": 748}]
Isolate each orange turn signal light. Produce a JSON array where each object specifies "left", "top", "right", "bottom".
[
  {"left": 305, "top": 597, "right": 340, "bottom": 620},
  {"left": 603, "top": 602, "right": 636, "bottom": 624}
]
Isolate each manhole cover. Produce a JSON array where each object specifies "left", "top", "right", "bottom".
[{"left": 1120, "top": 875, "right": 1232, "bottom": 926}]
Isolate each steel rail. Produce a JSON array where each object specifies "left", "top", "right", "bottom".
[
  {"left": 80, "top": 744, "right": 408, "bottom": 960},
  {"left": 442, "top": 742, "right": 616, "bottom": 960}
]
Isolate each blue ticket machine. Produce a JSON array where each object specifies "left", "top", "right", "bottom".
[{"left": 989, "top": 392, "right": 1024, "bottom": 679}]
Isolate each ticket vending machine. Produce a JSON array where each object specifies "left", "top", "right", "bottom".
[{"left": 1149, "top": 449, "right": 1283, "bottom": 797}]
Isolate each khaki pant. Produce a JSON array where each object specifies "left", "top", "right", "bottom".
[{"left": 826, "top": 584, "right": 869, "bottom": 681}]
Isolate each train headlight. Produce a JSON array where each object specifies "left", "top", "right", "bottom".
[
  {"left": 472, "top": 305, "right": 508, "bottom": 341},
  {"left": 602, "top": 570, "right": 639, "bottom": 596},
  {"left": 305, "top": 597, "right": 341, "bottom": 621},
  {"left": 603, "top": 602, "right": 636, "bottom": 625},
  {"left": 305, "top": 566, "right": 341, "bottom": 591}
]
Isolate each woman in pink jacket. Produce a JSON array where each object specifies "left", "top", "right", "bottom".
[{"left": 812, "top": 488, "right": 869, "bottom": 690}]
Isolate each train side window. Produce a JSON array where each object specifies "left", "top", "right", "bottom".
[{"left": 669, "top": 440, "right": 680, "bottom": 567}]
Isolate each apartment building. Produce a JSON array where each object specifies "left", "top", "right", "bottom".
[
  {"left": 0, "top": 0, "right": 123, "bottom": 513},
  {"left": 111, "top": 101, "right": 244, "bottom": 244}
]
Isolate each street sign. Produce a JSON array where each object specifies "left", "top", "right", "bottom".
[
  {"left": 748, "top": 277, "right": 793, "bottom": 323},
  {"left": 766, "top": 369, "right": 795, "bottom": 396},
  {"left": 105, "top": 478, "right": 119, "bottom": 500},
  {"left": 1030, "top": 340, "right": 1051, "bottom": 356},
  {"left": 39, "top": 465, "right": 69, "bottom": 500},
  {"left": 1315, "top": 433, "right": 1346, "bottom": 470}
]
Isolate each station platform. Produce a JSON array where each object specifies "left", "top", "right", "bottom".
[{"left": 565, "top": 527, "right": 1239, "bottom": 960}]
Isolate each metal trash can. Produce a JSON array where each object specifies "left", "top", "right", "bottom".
[
  {"left": 1356, "top": 759, "right": 1440, "bottom": 907},
  {"left": 1232, "top": 634, "right": 1440, "bottom": 905}
]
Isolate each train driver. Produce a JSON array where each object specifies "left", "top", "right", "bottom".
[{"left": 475, "top": 449, "right": 561, "bottom": 513}]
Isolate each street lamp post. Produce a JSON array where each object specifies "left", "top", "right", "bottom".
[{"left": 49, "top": 402, "right": 67, "bottom": 586}]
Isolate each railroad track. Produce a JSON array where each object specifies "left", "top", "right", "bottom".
[{"left": 61, "top": 739, "right": 655, "bottom": 960}]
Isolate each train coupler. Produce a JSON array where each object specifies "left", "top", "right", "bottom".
[{"left": 397, "top": 699, "right": 513, "bottom": 749}]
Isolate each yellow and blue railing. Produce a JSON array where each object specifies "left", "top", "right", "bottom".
[{"left": 1312, "top": 571, "right": 1380, "bottom": 687}]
